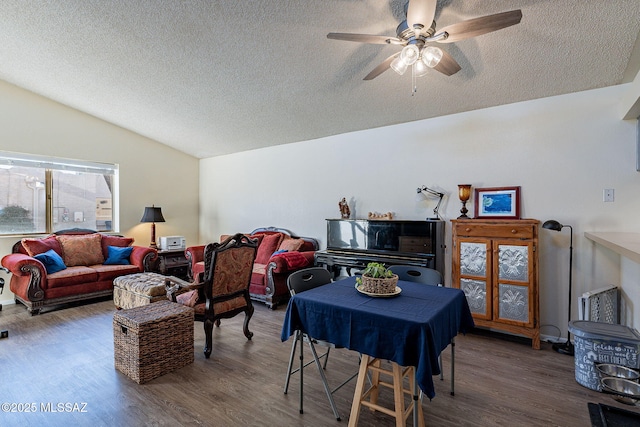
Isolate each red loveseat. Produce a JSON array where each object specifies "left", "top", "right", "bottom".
[
  {"left": 1, "top": 228, "right": 157, "bottom": 315},
  {"left": 185, "top": 227, "right": 318, "bottom": 309}
]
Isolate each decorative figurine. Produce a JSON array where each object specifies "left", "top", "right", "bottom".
[
  {"left": 367, "top": 212, "right": 393, "bottom": 220},
  {"left": 339, "top": 197, "right": 351, "bottom": 219}
]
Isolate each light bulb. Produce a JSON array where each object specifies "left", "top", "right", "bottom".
[
  {"left": 400, "top": 44, "right": 420, "bottom": 65},
  {"left": 390, "top": 56, "right": 409, "bottom": 75},
  {"left": 422, "top": 46, "right": 443, "bottom": 68}
]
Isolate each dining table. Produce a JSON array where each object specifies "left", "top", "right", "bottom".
[{"left": 280, "top": 275, "right": 474, "bottom": 424}]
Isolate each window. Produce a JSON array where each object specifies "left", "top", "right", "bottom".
[{"left": 0, "top": 152, "right": 118, "bottom": 235}]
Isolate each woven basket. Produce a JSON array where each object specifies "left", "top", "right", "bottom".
[
  {"left": 113, "top": 300, "right": 194, "bottom": 383},
  {"left": 361, "top": 274, "right": 398, "bottom": 294}
]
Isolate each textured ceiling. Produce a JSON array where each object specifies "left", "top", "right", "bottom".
[{"left": 0, "top": 1, "right": 639, "bottom": 159}]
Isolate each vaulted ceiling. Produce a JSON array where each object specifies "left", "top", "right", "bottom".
[{"left": 0, "top": 1, "right": 638, "bottom": 158}]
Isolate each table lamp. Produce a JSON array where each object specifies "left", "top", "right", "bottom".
[
  {"left": 543, "top": 219, "right": 574, "bottom": 356},
  {"left": 416, "top": 185, "right": 445, "bottom": 219},
  {"left": 140, "top": 205, "right": 165, "bottom": 249}
]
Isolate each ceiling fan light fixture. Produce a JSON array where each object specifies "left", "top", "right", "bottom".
[
  {"left": 400, "top": 44, "right": 420, "bottom": 65},
  {"left": 422, "top": 46, "right": 443, "bottom": 68},
  {"left": 390, "top": 56, "right": 409, "bottom": 75},
  {"left": 413, "top": 60, "right": 429, "bottom": 77}
]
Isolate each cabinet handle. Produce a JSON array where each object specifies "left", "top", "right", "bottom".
[
  {"left": 511, "top": 229, "right": 517, "bottom": 234},
  {"left": 465, "top": 228, "right": 471, "bottom": 232}
]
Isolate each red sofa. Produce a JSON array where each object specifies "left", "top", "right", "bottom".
[
  {"left": 1, "top": 228, "right": 157, "bottom": 315},
  {"left": 185, "top": 227, "right": 318, "bottom": 309}
]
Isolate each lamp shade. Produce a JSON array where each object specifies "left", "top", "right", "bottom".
[
  {"left": 140, "top": 206, "right": 165, "bottom": 223},
  {"left": 458, "top": 184, "right": 472, "bottom": 202},
  {"left": 542, "top": 219, "right": 563, "bottom": 231}
]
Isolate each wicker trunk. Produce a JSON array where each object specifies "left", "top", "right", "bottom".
[{"left": 113, "top": 300, "right": 194, "bottom": 383}]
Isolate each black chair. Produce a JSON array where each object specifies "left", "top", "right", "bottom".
[
  {"left": 388, "top": 265, "right": 443, "bottom": 286},
  {"left": 388, "top": 265, "right": 455, "bottom": 396},
  {"left": 283, "top": 267, "right": 357, "bottom": 421}
]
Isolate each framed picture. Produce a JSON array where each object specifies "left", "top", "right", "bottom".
[{"left": 474, "top": 186, "right": 521, "bottom": 219}]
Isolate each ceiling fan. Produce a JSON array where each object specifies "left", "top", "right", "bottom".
[{"left": 327, "top": 0, "right": 522, "bottom": 82}]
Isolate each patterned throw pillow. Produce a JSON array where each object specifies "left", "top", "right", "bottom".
[
  {"left": 278, "top": 237, "right": 304, "bottom": 252},
  {"left": 22, "top": 235, "right": 63, "bottom": 257},
  {"left": 57, "top": 233, "right": 105, "bottom": 267}
]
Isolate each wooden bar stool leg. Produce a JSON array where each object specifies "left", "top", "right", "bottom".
[
  {"left": 392, "top": 363, "right": 404, "bottom": 427},
  {"left": 369, "top": 357, "right": 381, "bottom": 408},
  {"left": 348, "top": 354, "right": 372, "bottom": 427}
]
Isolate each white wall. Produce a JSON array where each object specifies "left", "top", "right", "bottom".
[
  {"left": 0, "top": 80, "right": 200, "bottom": 305},
  {"left": 201, "top": 84, "right": 640, "bottom": 341}
]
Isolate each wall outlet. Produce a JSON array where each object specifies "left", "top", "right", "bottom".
[{"left": 603, "top": 188, "right": 615, "bottom": 202}]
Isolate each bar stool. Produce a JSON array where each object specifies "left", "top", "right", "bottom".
[{"left": 348, "top": 354, "right": 424, "bottom": 427}]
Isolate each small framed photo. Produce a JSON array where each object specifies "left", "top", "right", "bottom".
[{"left": 474, "top": 186, "right": 521, "bottom": 219}]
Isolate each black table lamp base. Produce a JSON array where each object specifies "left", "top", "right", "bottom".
[{"left": 553, "top": 340, "right": 575, "bottom": 356}]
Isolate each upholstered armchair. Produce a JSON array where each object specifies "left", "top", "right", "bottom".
[
  {"left": 170, "top": 233, "right": 258, "bottom": 359},
  {"left": 185, "top": 227, "right": 319, "bottom": 309}
]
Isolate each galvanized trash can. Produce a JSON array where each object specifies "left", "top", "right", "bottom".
[{"left": 569, "top": 320, "right": 640, "bottom": 391}]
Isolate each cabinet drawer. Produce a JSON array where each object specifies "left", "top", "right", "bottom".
[
  {"left": 454, "top": 223, "right": 534, "bottom": 239},
  {"left": 162, "top": 256, "right": 188, "bottom": 267}
]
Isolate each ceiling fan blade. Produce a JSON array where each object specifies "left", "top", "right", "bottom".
[
  {"left": 406, "top": 0, "right": 437, "bottom": 34},
  {"left": 436, "top": 9, "right": 522, "bottom": 43},
  {"left": 327, "top": 33, "right": 403, "bottom": 45},
  {"left": 363, "top": 53, "right": 400, "bottom": 80},
  {"left": 432, "top": 50, "right": 461, "bottom": 76}
]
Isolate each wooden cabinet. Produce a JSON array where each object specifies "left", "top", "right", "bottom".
[
  {"left": 452, "top": 219, "right": 540, "bottom": 349},
  {"left": 155, "top": 249, "right": 190, "bottom": 281}
]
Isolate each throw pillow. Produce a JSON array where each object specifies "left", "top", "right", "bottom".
[
  {"left": 57, "top": 233, "right": 105, "bottom": 267},
  {"left": 22, "top": 235, "right": 63, "bottom": 257},
  {"left": 254, "top": 233, "right": 283, "bottom": 264},
  {"left": 278, "top": 237, "right": 304, "bottom": 252},
  {"left": 176, "top": 289, "right": 199, "bottom": 307},
  {"left": 101, "top": 235, "right": 134, "bottom": 259},
  {"left": 104, "top": 245, "right": 133, "bottom": 265},
  {"left": 34, "top": 249, "right": 67, "bottom": 274}
]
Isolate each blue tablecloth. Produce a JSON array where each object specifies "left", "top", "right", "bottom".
[{"left": 281, "top": 276, "right": 474, "bottom": 399}]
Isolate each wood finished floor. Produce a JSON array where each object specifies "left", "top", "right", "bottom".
[{"left": 0, "top": 298, "right": 636, "bottom": 427}]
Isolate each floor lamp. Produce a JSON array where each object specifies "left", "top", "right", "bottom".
[{"left": 543, "top": 219, "right": 574, "bottom": 356}]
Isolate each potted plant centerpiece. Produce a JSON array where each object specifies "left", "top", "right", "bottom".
[{"left": 356, "top": 262, "right": 398, "bottom": 294}]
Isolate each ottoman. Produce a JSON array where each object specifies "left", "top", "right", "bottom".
[
  {"left": 113, "top": 300, "right": 194, "bottom": 384},
  {"left": 114, "top": 272, "right": 191, "bottom": 309}
]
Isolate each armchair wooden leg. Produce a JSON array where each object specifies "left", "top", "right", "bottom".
[
  {"left": 243, "top": 305, "right": 254, "bottom": 340},
  {"left": 204, "top": 319, "right": 214, "bottom": 359}
]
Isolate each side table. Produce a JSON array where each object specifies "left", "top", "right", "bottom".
[{"left": 155, "top": 249, "right": 189, "bottom": 281}]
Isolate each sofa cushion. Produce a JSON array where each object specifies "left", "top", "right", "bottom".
[
  {"left": 93, "top": 264, "right": 142, "bottom": 281},
  {"left": 101, "top": 235, "right": 134, "bottom": 259},
  {"left": 46, "top": 266, "right": 99, "bottom": 289},
  {"left": 104, "top": 246, "right": 133, "bottom": 265},
  {"left": 278, "top": 237, "right": 304, "bottom": 252},
  {"left": 22, "top": 235, "right": 63, "bottom": 257},
  {"left": 57, "top": 233, "right": 105, "bottom": 267},
  {"left": 34, "top": 249, "right": 67, "bottom": 274},
  {"left": 254, "top": 233, "right": 283, "bottom": 264}
]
